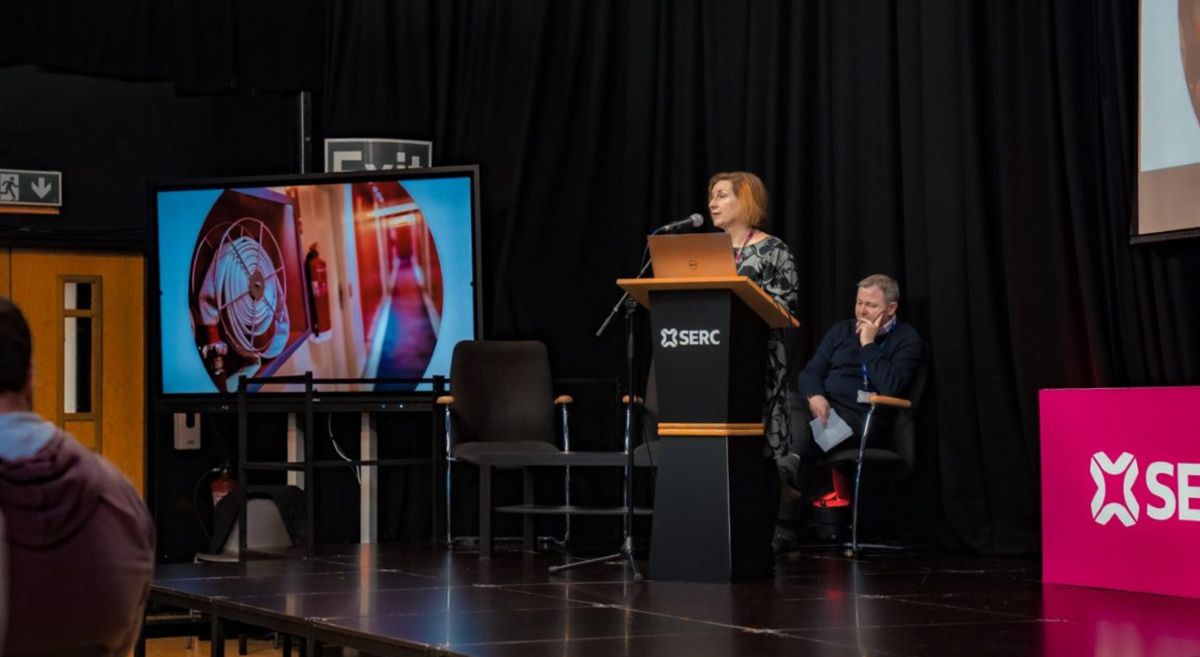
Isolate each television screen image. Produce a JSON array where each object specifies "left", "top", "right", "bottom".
[
  {"left": 1138, "top": 0, "right": 1200, "bottom": 239},
  {"left": 155, "top": 166, "right": 480, "bottom": 395}
]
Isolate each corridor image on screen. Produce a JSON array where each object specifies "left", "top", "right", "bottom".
[{"left": 157, "top": 172, "right": 477, "bottom": 394}]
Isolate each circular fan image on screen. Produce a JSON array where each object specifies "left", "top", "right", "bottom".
[
  {"left": 1181, "top": 0, "right": 1200, "bottom": 127},
  {"left": 190, "top": 215, "right": 293, "bottom": 392}
]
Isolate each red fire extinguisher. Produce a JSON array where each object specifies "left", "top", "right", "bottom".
[
  {"left": 211, "top": 467, "right": 236, "bottom": 507},
  {"left": 305, "top": 243, "right": 333, "bottom": 335}
]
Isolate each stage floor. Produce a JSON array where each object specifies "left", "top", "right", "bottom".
[{"left": 148, "top": 543, "right": 1200, "bottom": 657}]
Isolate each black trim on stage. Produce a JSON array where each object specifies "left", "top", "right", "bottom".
[{"left": 143, "top": 544, "right": 1200, "bottom": 657}]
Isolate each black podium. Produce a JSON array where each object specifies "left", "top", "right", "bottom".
[{"left": 618, "top": 276, "right": 798, "bottom": 582}]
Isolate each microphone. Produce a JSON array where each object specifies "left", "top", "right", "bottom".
[{"left": 652, "top": 213, "right": 704, "bottom": 234}]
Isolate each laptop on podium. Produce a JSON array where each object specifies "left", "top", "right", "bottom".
[{"left": 647, "top": 233, "right": 737, "bottom": 278}]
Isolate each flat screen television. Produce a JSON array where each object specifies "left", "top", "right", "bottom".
[{"left": 153, "top": 165, "right": 481, "bottom": 395}]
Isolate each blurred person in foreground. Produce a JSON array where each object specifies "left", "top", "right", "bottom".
[{"left": 0, "top": 296, "right": 155, "bottom": 657}]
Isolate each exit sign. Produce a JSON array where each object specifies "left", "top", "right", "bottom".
[
  {"left": 0, "top": 168, "right": 63, "bottom": 207},
  {"left": 324, "top": 139, "right": 432, "bottom": 173}
]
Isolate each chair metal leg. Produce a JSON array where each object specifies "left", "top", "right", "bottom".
[
  {"left": 523, "top": 466, "right": 536, "bottom": 550},
  {"left": 564, "top": 477, "right": 572, "bottom": 542},
  {"left": 561, "top": 403, "right": 572, "bottom": 544},
  {"left": 480, "top": 463, "right": 493, "bottom": 557},
  {"left": 444, "top": 406, "right": 453, "bottom": 545},
  {"left": 549, "top": 388, "right": 641, "bottom": 581},
  {"left": 446, "top": 459, "right": 456, "bottom": 544},
  {"left": 849, "top": 406, "right": 876, "bottom": 556}
]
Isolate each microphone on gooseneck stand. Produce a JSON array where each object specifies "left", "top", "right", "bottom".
[{"left": 651, "top": 213, "right": 704, "bottom": 234}]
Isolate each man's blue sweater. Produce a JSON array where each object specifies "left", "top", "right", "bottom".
[{"left": 798, "top": 318, "right": 923, "bottom": 407}]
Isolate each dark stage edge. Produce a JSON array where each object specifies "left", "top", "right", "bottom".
[{"left": 149, "top": 543, "right": 1200, "bottom": 657}]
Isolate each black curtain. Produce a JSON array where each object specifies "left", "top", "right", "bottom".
[
  {"left": 5, "top": 0, "right": 1198, "bottom": 554},
  {"left": 0, "top": 66, "right": 298, "bottom": 246},
  {"left": 319, "top": 0, "right": 1200, "bottom": 554},
  {"left": 0, "top": 0, "right": 326, "bottom": 93}
]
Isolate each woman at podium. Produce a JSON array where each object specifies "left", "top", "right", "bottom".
[{"left": 707, "top": 171, "right": 800, "bottom": 460}]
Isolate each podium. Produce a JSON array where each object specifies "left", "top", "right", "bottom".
[{"left": 617, "top": 276, "right": 798, "bottom": 582}]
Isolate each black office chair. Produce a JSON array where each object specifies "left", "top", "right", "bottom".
[
  {"left": 437, "top": 340, "right": 627, "bottom": 556},
  {"left": 795, "top": 353, "right": 929, "bottom": 556}
]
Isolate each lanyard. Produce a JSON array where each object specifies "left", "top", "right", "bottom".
[
  {"left": 734, "top": 229, "right": 756, "bottom": 266},
  {"left": 861, "top": 363, "right": 869, "bottom": 391}
]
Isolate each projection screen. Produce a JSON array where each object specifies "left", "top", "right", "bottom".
[{"left": 1138, "top": 0, "right": 1200, "bottom": 241}]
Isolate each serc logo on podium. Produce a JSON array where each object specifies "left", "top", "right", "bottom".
[
  {"left": 660, "top": 328, "right": 721, "bottom": 349},
  {"left": 1089, "top": 450, "right": 1200, "bottom": 527}
]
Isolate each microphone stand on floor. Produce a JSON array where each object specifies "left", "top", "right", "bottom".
[{"left": 549, "top": 255, "right": 652, "bottom": 580}]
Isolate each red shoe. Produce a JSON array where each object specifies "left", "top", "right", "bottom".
[
  {"left": 814, "top": 495, "right": 851, "bottom": 509},
  {"left": 812, "top": 467, "right": 852, "bottom": 508}
]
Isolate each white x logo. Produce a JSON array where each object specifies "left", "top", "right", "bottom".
[
  {"left": 1090, "top": 451, "right": 1139, "bottom": 527},
  {"left": 660, "top": 328, "right": 679, "bottom": 348}
]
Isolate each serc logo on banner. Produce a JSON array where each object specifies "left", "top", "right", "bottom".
[
  {"left": 1090, "top": 452, "right": 1139, "bottom": 527},
  {"left": 660, "top": 328, "right": 721, "bottom": 349},
  {"left": 1089, "top": 451, "right": 1200, "bottom": 527}
]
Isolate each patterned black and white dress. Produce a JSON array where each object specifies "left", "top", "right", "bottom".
[{"left": 735, "top": 234, "right": 800, "bottom": 459}]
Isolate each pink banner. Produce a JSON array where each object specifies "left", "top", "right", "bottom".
[
  {"left": 1041, "top": 583, "right": 1200, "bottom": 654},
  {"left": 1041, "top": 387, "right": 1200, "bottom": 599}
]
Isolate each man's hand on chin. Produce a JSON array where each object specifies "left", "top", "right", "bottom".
[{"left": 856, "top": 315, "right": 883, "bottom": 346}]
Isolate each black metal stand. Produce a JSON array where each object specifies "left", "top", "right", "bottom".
[
  {"left": 234, "top": 372, "right": 441, "bottom": 559},
  {"left": 550, "top": 260, "right": 651, "bottom": 579}
]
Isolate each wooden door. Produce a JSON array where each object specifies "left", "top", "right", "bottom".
[
  {"left": 0, "top": 248, "right": 10, "bottom": 296},
  {"left": 8, "top": 250, "right": 145, "bottom": 493}
]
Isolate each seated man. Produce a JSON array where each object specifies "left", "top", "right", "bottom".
[
  {"left": 0, "top": 297, "right": 155, "bottom": 657},
  {"left": 779, "top": 274, "right": 923, "bottom": 539}
]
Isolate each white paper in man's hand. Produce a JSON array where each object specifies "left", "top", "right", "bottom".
[{"left": 810, "top": 408, "right": 854, "bottom": 452}]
